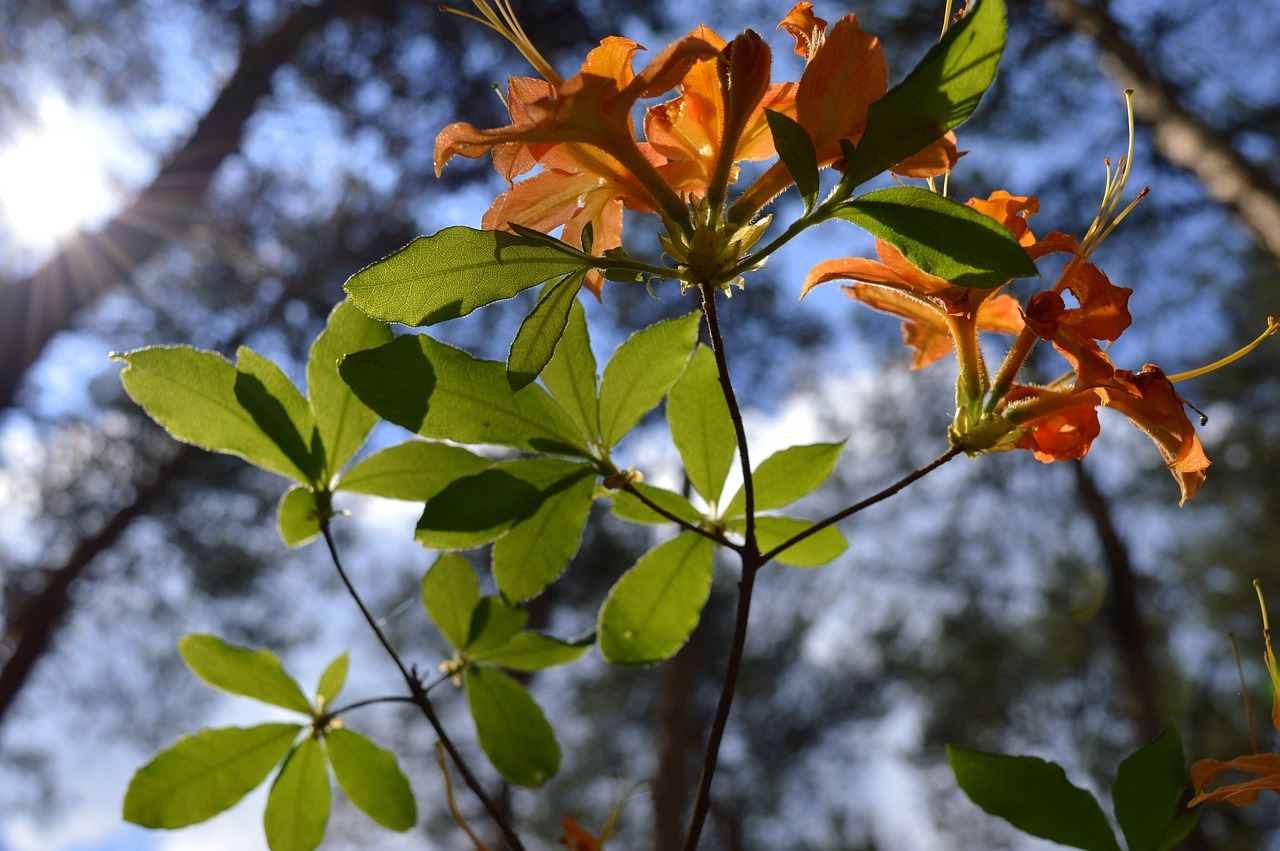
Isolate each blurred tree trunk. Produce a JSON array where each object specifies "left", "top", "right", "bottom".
[
  {"left": 1044, "top": 0, "right": 1280, "bottom": 264},
  {"left": 0, "top": 0, "right": 360, "bottom": 412},
  {"left": 653, "top": 640, "right": 698, "bottom": 851}
]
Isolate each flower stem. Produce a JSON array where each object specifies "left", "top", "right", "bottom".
[
  {"left": 319, "top": 518, "right": 526, "bottom": 851},
  {"left": 699, "top": 282, "right": 755, "bottom": 549}
]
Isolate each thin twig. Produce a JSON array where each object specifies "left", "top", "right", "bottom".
[
  {"left": 437, "top": 742, "right": 490, "bottom": 851},
  {"left": 326, "top": 694, "right": 420, "bottom": 716},
  {"left": 759, "top": 445, "right": 963, "bottom": 564},
  {"left": 618, "top": 480, "right": 736, "bottom": 550},
  {"left": 320, "top": 519, "right": 526, "bottom": 851}
]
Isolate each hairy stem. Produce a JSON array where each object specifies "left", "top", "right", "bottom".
[{"left": 320, "top": 519, "right": 526, "bottom": 851}]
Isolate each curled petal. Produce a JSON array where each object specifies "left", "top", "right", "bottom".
[
  {"left": 794, "top": 13, "right": 888, "bottom": 163},
  {"left": 1006, "top": 386, "right": 1102, "bottom": 462},
  {"left": 967, "top": 191, "right": 1040, "bottom": 246},
  {"left": 1061, "top": 262, "right": 1132, "bottom": 342},
  {"left": 1190, "top": 754, "right": 1280, "bottom": 807},
  {"left": 892, "top": 132, "right": 964, "bottom": 178},
  {"left": 778, "top": 2, "right": 828, "bottom": 59}
]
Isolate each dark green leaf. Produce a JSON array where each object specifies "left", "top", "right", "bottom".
[
  {"left": 115, "top": 347, "right": 311, "bottom": 482},
  {"left": 1155, "top": 813, "right": 1201, "bottom": 851},
  {"left": 466, "top": 665, "right": 560, "bottom": 787},
  {"left": 467, "top": 597, "right": 530, "bottom": 655},
  {"left": 830, "top": 187, "right": 1038, "bottom": 288},
  {"left": 540, "top": 299, "right": 600, "bottom": 443},
  {"left": 264, "top": 738, "right": 329, "bottom": 851},
  {"left": 724, "top": 442, "right": 844, "bottom": 517},
  {"left": 277, "top": 485, "right": 321, "bottom": 549},
  {"left": 599, "top": 533, "right": 715, "bottom": 665},
  {"left": 307, "top": 300, "right": 393, "bottom": 476},
  {"left": 235, "top": 347, "right": 324, "bottom": 486},
  {"left": 667, "top": 346, "right": 737, "bottom": 505},
  {"left": 416, "top": 457, "right": 586, "bottom": 550},
  {"left": 340, "top": 334, "right": 588, "bottom": 456},
  {"left": 507, "top": 270, "right": 588, "bottom": 391},
  {"left": 948, "top": 745, "right": 1122, "bottom": 851},
  {"left": 492, "top": 464, "right": 595, "bottom": 601},
  {"left": 1113, "top": 723, "right": 1188, "bottom": 851},
  {"left": 598, "top": 312, "right": 701, "bottom": 449},
  {"left": 609, "top": 483, "right": 704, "bottom": 527},
  {"left": 421, "top": 553, "right": 481, "bottom": 650},
  {"left": 471, "top": 631, "right": 590, "bottom": 671},
  {"left": 336, "top": 440, "right": 491, "bottom": 501},
  {"left": 765, "top": 109, "right": 820, "bottom": 213},
  {"left": 325, "top": 727, "right": 416, "bottom": 831},
  {"left": 124, "top": 724, "right": 302, "bottom": 828},
  {"left": 179, "top": 634, "right": 312, "bottom": 714},
  {"left": 747, "top": 516, "right": 848, "bottom": 567},
  {"left": 344, "top": 227, "right": 592, "bottom": 326},
  {"left": 838, "top": 0, "right": 1006, "bottom": 190},
  {"left": 315, "top": 652, "right": 348, "bottom": 710}
]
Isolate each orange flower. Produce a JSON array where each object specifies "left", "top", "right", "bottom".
[
  {"left": 558, "top": 816, "right": 602, "bottom": 851},
  {"left": 1191, "top": 582, "right": 1280, "bottom": 807}
]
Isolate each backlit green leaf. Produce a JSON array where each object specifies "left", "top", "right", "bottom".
[
  {"left": 466, "top": 665, "right": 560, "bottom": 787},
  {"left": 124, "top": 724, "right": 302, "bottom": 828},
  {"left": 179, "top": 633, "right": 312, "bottom": 714},
  {"left": 264, "top": 738, "right": 329, "bottom": 851},
  {"left": 336, "top": 440, "right": 491, "bottom": 501},
  {"left": 340, "top": 334, "right": 588, "bottom": 456},
  {"left": 115, "top": 347, "right": 310, "bottom": 482},
  {"left": 307, "top": 300, "right": 393, "bottom": 476},
  {"left": 325, "top": 727, "right": 416, "bottom": 831},
  {"left": 830, "top": 187, "right": 1038, "bottom": 289},
  {"left": 467, "top": 597, "right": 530, "bottom": 655},
  {"left": 599, "top": 533, "right": 715, "bottom": 665},
  {"left": 1156, "top": 813, "right": 1201, "bottom": 851},
  {"left": 1113, "top": 723, "right": 1188, "bottom": 851},
  {"left": 724, "top": 442, "right": 844, "bottom": 518},
  {"left": 948, "top": 745, "right": 1122, "bottom": 851},
  {"left": 235, "top": 347, "right": 324, "bottom": 486},
  {"left": 507, "top": 270, "right": 588, "bottom": 391},
  {"left": 748, "top": 516, "right": 848, "bottom": 567},
  {"left": 609, "top": 483, "right": 704, "bottom": 527},
  {"left": 838, "top": 0, "right": 1006, "bottom": 190},
  {"left": 277, "top": 485, "right": 321, "bottom": 549},
  {"left": 492, "top": 465, "right": 595, "bottom": 601},
  {"left": 598, "top": 312, "right": 701, "bottom": 449},
  {"left": 765, "top": 109, "right": 820, "bottom": 213},
  {"left": 315, "top": 652, "right": 348, "bottom": 709},
  {"left": 421, "top": 553, "right": 481, "bottom": 650},
  {"left": 344, "top": 227, "right": 592, "bottom": 326},
  {"left": 471, "top": 631, "right": 590, "bottom": 672},
  {"left": 540, "top": 299, "right": 600, "bottom": 442},
  {"left": 667, "top": 346, "right": 736, "bottom": 505}
]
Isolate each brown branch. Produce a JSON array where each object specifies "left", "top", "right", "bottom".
[{"left": 1044, "top": 0, "right": 1280, "bottom": 264}]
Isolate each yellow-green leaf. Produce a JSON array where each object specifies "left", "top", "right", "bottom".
[{"left": 263, "top": 738, "right": 330, "bottom": 851}]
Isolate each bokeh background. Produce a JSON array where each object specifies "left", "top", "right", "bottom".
[{"left": 2, "top": 0, "right": 1279, "bottom": 849}]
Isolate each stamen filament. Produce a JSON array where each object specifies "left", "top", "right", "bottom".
[
  {"left": 1166, "top": 317, "right": 1279, "bottom": 383},
  {"left": 441, "top": 1, "right": 563, "bottom": 86}
]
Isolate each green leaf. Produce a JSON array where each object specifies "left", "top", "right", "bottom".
[
  {"left": 471, "top": 631, "right": 590, "bottom": 672},
  {"left": 598, "top": 312, "right": 701, "bottom": 449},
  {"left": 115, "top": 347, "right": 312, "bottom": 482},
  {"left": 467, "top": 597, "right": 530, "bottom": 655},
  {"left": 830, "top": 187, "right": 1039, "bottom": 289},
  {"left": 315, "top": 652, "right": 348, "bottom": 709},
  {"left": 325, "top": 727, "right": 416, "bottom": 831},
  {"left": 416, "top": 458, "right": 586, "bottom": 550},
  {"left": 838, "top": 0, "right": 1006, "bottom": 190},
  {"left": 277, "top": 485, "right": 321, "bottom": 549},
  {"left": 609, "top": 483, "right": 704, "bottom": 527},
  {"left": 421, "top": 553, "right": 481, "bottom": 650},
  {"left": 344, "top": 226, "right": 593, "bottom": 326},
  {"left": 599, "top": 532, "right": 715, "bottom": 665},
  {"left": 724, "top": 442, "right": 844, "bottom": 517},
  {"left": 667, "top": 345, "right": 737, "bottom": 505},
  {"left": 466, "top": 665, "right": 560, "bottom": 787},
  {"left": 179, "top": 634, "right": 313, "bottom": 714},
  {"left": 492, "top": 465, "right": 595, "bottom": 601},
  {"left": 307, "top": 300, "right": 393, "bottom": 476},
  {"left": 263, "top": 738, "right": 329, "bottom": 851},
  {"left": 948, "top": 745, "right": 1122, "bottom": 851},
  {"left": 507, "top": 270, "right": 588, "bottom": 391},
  {"left": 340, "top": 334, "right": 588, "bottom": 456},
  {"left": 1155, "top": 813, "right": 1201, "bottom": 851},
  {"left": 746, "top": 516, "right": 848, "bottom": 567},
  {"left": 765, "top": 109, "right": 820, "bottom": 213},
  {"left": 540, "top": 298, "right": 600, "bottom": 443},
  {"left": 235, "top": 347, "right": 324, "bottom": 485},
  {"left": 1113, "top": 723, "right": 1189, "bottom": 851},
  {"left": 335, "top": 440, "right": 491, "bottom": 501},
  {"left": 124, "top": 724, "right": 302, "bottom": 828}
]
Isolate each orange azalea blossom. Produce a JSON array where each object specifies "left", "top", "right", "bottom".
[
  {"left": 558, "top": 816, "right": 602, "bottom": 851},
  {"left": 1190, "top": 582, "right": 1280, "bottom": 808}
]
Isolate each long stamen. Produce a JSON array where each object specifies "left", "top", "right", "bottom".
[
  {"left": 441, "top": 1, "right": 563, "bottom": 86},
  {"left": 1166, "top": 317, "right": 1279, "bottom": 383}
]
